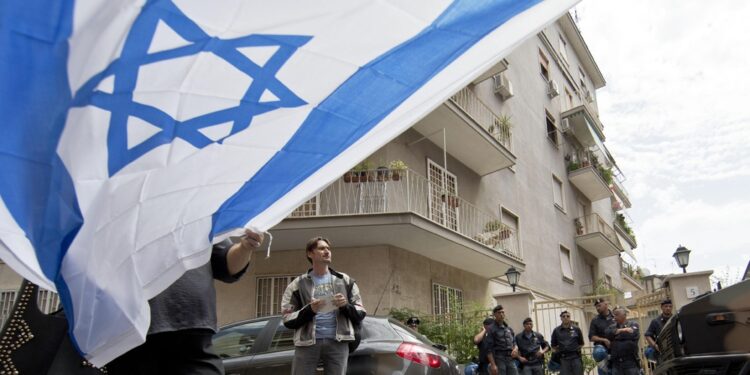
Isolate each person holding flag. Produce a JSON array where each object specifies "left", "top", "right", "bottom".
[{"left": 108, "top": 229, "right": 264, "bottom": 375}]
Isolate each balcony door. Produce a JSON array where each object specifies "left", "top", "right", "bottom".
[{"left": 427, "top": 159, "right": 458, "bottom": 230}]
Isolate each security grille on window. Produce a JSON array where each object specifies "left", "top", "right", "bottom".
[
  {"left": 0, "top": 287, "right": 61, "bottom": 327},
  {"left": 290, "top": 196, "right": 318, "bottom": 217},
  {"left": 432, "top": 283, "right": 463, "bottom": 317},
  {"left": 256, "top": 275, "right": 296, "bottom": 317}
]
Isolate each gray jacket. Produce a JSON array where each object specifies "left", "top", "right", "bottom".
[{"left": 281, "top": 268, "right": 366, "bottom": 346}]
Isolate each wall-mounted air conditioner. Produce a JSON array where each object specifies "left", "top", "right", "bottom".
[
  {"left": 560, "top": 118, "right": 571, "bottom": 133},
  {"left": 493, "top": 72, "right": 514, "bottom": 100},
  {"left": 547, "top": 79, "right": 559, "bottom": 98}
]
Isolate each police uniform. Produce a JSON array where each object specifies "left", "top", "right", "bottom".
[
  {"left": 605, "top": 320, "right": 641, "bottom": 375},
  {"left": 486, "top": 322, "right": 518, "bottom": 375},
  {"left": 551, "top": 324, "right": 584, "bottom": 375},
  {"left": 515, "top": 330, "right": 548, "bottom": 375},
  {"left": 644, "top": 314, "right": 668, "bottom": 344}
]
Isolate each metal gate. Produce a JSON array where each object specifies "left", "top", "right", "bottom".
[
  {"left": 533, "top": 294, "right": 615, "bottom": 375},
  {"left": 630, "top": 289, "right": 669, "bottom": 375}
]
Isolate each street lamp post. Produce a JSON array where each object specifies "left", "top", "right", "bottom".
[
  {"left": 505, "top": 266, "right": 521, "bottom": 292},
  {"left": 673, "top": 245, "right": 691, "bottom": 274}
]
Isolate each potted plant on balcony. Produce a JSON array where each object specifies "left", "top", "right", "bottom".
[
  {"left": 388, "top": 160, "right": 407, "bottom": 181},
  {"left": 567, "top": 160, "right": 581, "bottom": 173},
  {"left": 344, "top": 160, "right": 373, "bottom": 183}
]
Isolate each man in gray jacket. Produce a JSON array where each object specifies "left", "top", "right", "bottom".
[{"left": 281, "top": 236, "right": 366, "bottom": 375}]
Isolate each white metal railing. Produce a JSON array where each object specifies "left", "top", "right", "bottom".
[
  {"left": 290, "top": 169, "right": 522, "bottom": 260},
  {"left": 575, "top": 213, "right": 620, "bottom": 248},
  {"left": 449, "top": 87, "right": 512, "bottom": 151}
]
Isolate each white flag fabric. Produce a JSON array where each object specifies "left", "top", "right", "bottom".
[{"left": 0, "top": 0, "right": 577, "bottom": 366}]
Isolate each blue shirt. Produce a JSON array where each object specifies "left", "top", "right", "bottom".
[{"left": 312, "top": 272, "right": 336, "bottom": 339}]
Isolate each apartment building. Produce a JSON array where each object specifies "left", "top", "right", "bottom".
[
  {"left": 0, "top": 13, "right": 640, "bottom": 338},
  {"left": 214, "top": 13, "right": 640, "bottom": 336}
]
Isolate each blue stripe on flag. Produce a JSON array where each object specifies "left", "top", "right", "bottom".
[
  {"left": 212, "top": 0, "right": 541, "bottom": 235},
  {"left": 0, "top": 0, "right": 82, "bottom": 351}
]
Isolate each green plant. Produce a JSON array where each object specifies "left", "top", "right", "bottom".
[
  {"left": 352, "top": 160, "right": 373, "bottom": 172},
  {"left": 484, "top": 219, "right": 502, "bottom": 232},
  {"left": 582, "top": 352, "right": 597, "bottom": 373},
  {"left": 388, "top": 302, "right": 491, "bottom": 364},
  {"left": 388, "top": 160, "right": 407, "bottom": 170},
  {"left": 588, "top": 278, "right": 621, "bottom": 297},
  {"left": 567, "top": 160, "right": 581, "bottom": 172},
  {"left": 597, "top": 166, "right": 613, "bottom": 184}
]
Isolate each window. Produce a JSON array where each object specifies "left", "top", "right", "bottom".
[
  {"left": 559, "top": 246, "right": 574, "bottom": 282},
  {"left": 427, "top": 159, "right": 459, "bottom": 231},
  {"left": 578, "top": 67, "right": 588, "bottom": 96},
  {"left": 432, "top": 283, "right": 463, "bottom": 316},
  {"left": 212, "top": 320, "right": 268, "bottom": 359},
  {"left": 268, "top": 321, "right": 296, "bottom": 353},
  {"left": 501, "top": 208, "right": 520, "bottom": 256},
  {"left": 545, "top": 110, "right": 558, "bottom": 145},
  {"left": 256, "top": 275, "right": 296, "bottom": 317},
  {"left": 558, "top": 33, "right": 568, "bottom": 63},
  {"left": 1, "top": 287, "right": 61, "bottom": 327},
  {"left": 539, "top": 49, "right": 550, "bottom": 81},
  {"left": 564, "top": 87, "right": 574, "bottom": 110},
  {"left": 553, "top": 175, "right": 564, "bottom": 211}
]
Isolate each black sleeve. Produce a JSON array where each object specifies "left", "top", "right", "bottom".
[
  {"left": 539, "top": 333, "right": 549, "bottom": 349},
  {"left": 588, "top": 319, "right": 597, "bottom": 340},
  {"left": 644, "top": 319, "right": 658, "bottom": 338},
  {"left": 210, "top": 238, "right": 248, "bottom": 283},
  {"left": 550, "top": 328, "right": 558, "bottom": 347}
]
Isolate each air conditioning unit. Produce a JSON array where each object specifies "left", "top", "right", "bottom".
[
  {"left": 493, "top": 73, "right": 514, "bottom": 100},
  {"left": 560, "top": 118, "right": 571, "bottom": 133},
  {"left": 547, "top": 79, "right": 560, "bottom": 98},
  {"left": 584, "top": 89, "right": 594, "bottom": 103}
]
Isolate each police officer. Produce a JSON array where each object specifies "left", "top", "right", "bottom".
[
  {"left": 485, "top": 305, "right": 519, "bottom": 375},
  {"left": 551, "top": 310, "right": 584, "bottom": 375},
  {"left": 589, "top": 297, "right": 615, "bottom": 374},
  {"left": 644, "top": 299, "right": 672, "bottom": 356},
  {"left": 469, "top": 317, "right": 497, "bottom": 375},
  {"left": 406, "top": 316, "right": 420, "bottom": 332},
  {"left": 514, "top": 317, "right": 549, "bottom": 375},
  {"left": 605, "top": 307, "right": 641, "bottom": 375}
]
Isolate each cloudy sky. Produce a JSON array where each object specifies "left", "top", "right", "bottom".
[{"left": 570, "top": 1, "right": 750, "bottom": 284}]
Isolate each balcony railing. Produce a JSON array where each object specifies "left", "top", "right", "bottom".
[
  {"left": 575, "top": 213, "right": 619, "bottom": 246},
  {"left": 290, "top": 168, "right": 521, "bottom": 260},
  {"left": 449, "top": 87, "right": 512, "bottom": 151},
  {"left": 568, "top": 149, "right": 613, "bottom": 185}
]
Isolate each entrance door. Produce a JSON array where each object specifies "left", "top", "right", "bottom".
[{"left": 427, "top": 159, "right": 458, "bottom": 230}]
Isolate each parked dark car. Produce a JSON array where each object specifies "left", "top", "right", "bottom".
[
  {"left": 212, "top": 315, "right": 461, "bottom": 374},
  {"left": 655, "top": 278, "right": 750, "bottom": 375}
]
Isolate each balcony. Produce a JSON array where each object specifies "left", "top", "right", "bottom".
[
  {"left": 567, "top": 157, "right": 613, "bottom": 202},
  {"left": 614, "top": 215, "right": 637, "bottom": 249},
  {"left": 411, "top": 87, "right": 515, "bottom": 176},
  {"left": 561, "top": 103, "right": 605, "bottom": 147},
  {"left": 575, "top": 213, "right": 622, "bottom": 259},
  {"left": 271, "top": 169, "right": 523, "bottom": 278},
  {"left": 610, "top": 178, "right": 632, "bottom": 209}
]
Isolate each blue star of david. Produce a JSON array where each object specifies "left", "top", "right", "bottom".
[{"left": 71, "top": 0, "right": 311, "bottom": 176}]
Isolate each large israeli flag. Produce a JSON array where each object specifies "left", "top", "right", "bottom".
[{"left": 0, "top": 0, "right": 578, "bottom": 366}]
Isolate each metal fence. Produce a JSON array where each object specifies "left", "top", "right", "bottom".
[
  {"left": 576, "top": 213, "right": 619, "bottom": 247},
  {"left": 291, "top": 168, "right": 522, "bottom": 260}
]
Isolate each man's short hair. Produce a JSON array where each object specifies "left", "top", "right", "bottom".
[
  {"left": 613, "top": 306, "right": 628, "bottom": 315},
  {"left": 594, "top": 298, "right": 607, "bottom": 307},
  {"left": 305, "top": 236, "right": 331, "bottom": 264},
  {"left": 523, "top": 317, "right": 533, "bottom": 325},
  {"left": 406, "top": 316, "right": 420, "bottom": 326},
  {"left": 661, "top": 299, "right": 672, "bottom": 306},
  {"left": 560, "top": 310, "right": 570, "bottom": 317},
  {"left": 492, "top": 305, "right": 504, "bottom": 313},
  {"left": 483, "top": 317, "right": 495, "bottom": 326}
]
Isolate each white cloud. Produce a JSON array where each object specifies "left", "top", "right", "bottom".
[{"left": 574, "top": 1, "right": 750, "bottom": 278}]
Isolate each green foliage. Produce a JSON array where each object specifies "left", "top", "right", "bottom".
[
  {"left": 388, "top": 159, "right": 408, "bottom": 170},
  {"left": 567, "top": 160, "right": 581, "bottom": 172},
  {"left": 351, "top": 160, "right": 374, "bottom": 172},
  {"left": 598, "top": 166, "right": 614, "bottom": 184},
  {"left": 582, "top": 352, "right": 597, "bottom": 373},
  {"left": 588, "top": 279, "right": 621, "bottom": 297},
  {"left": 388, "top": 302, "right": 491, "bottom": 364},
  {"left": 484, "top": 219, "right": 502, "bottom": 232}
]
